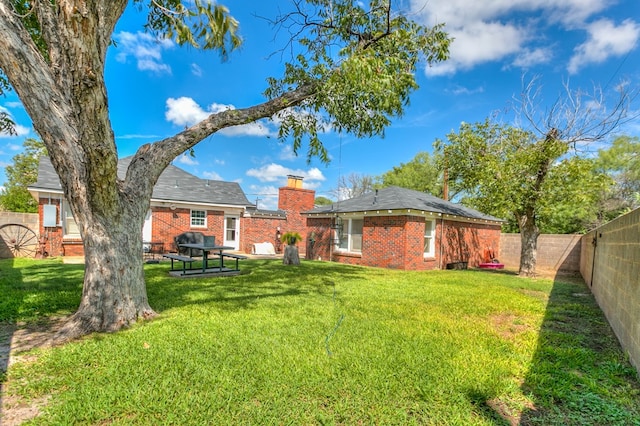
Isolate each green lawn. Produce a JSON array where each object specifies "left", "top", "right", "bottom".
[{"left": 1, "top": 257, "right": 639, "bottom": 425}]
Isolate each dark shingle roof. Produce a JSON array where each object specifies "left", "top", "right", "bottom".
[
  {"left": 305, "top": 186, "right": 503, "bottom": 222},
  {"left": 30, "top": 156, "right": 253, "bottom": 207}
]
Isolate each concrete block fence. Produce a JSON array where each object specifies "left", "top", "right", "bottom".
[
  {"left": 580, "top": 208, "right": 640, "bottom": 374},
  {"left": 499, "top": 233, "right": 582, "bottom": 274},
  {"left": 0, "top": 212, "right": 38, "bottom": 231}
]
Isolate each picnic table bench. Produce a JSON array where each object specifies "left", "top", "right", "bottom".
[
  {"left": 221, "top": 253, "right": 248, "bottom": 271},
  {"left": 162, "top": 253, "right": 195, "bottom": 274}
]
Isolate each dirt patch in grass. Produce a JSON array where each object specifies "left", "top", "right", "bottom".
[
  {"left": 1, "top": 316, "right": 69, "bottom": 426},
  {"left": 487, "top": 396, "right": 537, "bottom": 426},
  {"left": 490, "top": 313, "right": 534, "bottom": 341}
]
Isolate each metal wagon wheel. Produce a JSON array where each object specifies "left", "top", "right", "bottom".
[{"left": 0, "top": 223, "right": 38, "bottom": 258}]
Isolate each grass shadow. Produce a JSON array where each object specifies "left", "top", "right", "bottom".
[
  {"left": 145, "top": 258, "right": 370, "bottom": 313},
  {"left": 518, "top": 273, "right": 640, "bottom": 424}
]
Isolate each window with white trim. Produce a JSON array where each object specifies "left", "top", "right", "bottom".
[
  {"left": 190, "top": 210, "right": 206, "bottom": 227},
  {"left": 337, "top": 218, "right": 363, "bottom": 252},
  {"left": 62, "top": 202, "right": 80, "bottom": 238},
  {"left": 424, "top": 219, "right": 435, "bottom": 257}
]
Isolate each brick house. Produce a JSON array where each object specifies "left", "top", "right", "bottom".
[
  {"left": 28, "top": 156, "right": 257, "bottom": 257},
  {"left": 29, "top": 157, "right": 501, "bottom": 269},
  {"left": 303, "top": 186, "right": 503, "bottom": 270},
  {"left": 28, "top": 157, "right": 315, "bottom": 258}
]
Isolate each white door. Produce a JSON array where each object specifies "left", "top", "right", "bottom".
[
  {"left": 224, "top": 215, "right": 239, "bottom": 250},
  {"left": 142, "top": 210, "right": 152, "bottom": 243}
]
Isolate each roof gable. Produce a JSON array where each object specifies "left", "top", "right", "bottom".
[
  {"left": 305, "top": 186, "right": 503, "bottom": 222},
  {"left": 30, "top": 156, "right": 252, "bottom": 207}
]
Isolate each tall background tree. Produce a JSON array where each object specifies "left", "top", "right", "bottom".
[
  {"left": 440, "top": 78, "right": 632, "bottom": 277},
  {"left": 332, "top": 172, "right": 374, "bottom": 200},
  {"left": 595, "top": 135, "right": 640, "bottom": 221},
  {"left": 0, "top": 0, "right": 450, "bottom": 339},
  {"left": 0, "top": 138, "right": 47, "bottom": 212},
  {"left": 376, "top": 151, "right": 457, "bottom": 199}
]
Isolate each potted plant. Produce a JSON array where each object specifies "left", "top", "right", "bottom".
[
  {"left": 281, "top": 231, "right": 302, "bottom": 246},
  {"left": 280, "top": 231, "right": 302, "bottom": 265}
]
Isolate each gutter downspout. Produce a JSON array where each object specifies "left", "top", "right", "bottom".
[{"left": 439, "top": 217, "right": 445, "bottom": 269}]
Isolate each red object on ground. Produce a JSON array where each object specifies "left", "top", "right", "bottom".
[{"left": 478, "top": 262, "right": 505, "bottom": 269}]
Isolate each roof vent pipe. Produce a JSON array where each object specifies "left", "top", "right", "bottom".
[{"left": 373, "top": 189, "right": 378, "bottom": 204}]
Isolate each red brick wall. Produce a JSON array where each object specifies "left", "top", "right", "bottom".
[
  {"left": 38, "top": 201, "right": 231, "bottom": 257},
  {"left": 361, "top": 216, "right": 408, "bottom": 269},
  {"left": 440, "top": 220, "right": 501, "bottom": 267},
  {"left": 151, "top": 207, "right": 224, "bottom": 252},
  {"left": 306, "top": 218, "right": 334, "bottom": 260},
  {"left": 308, "top": 213, "right": 501, "bottom": 270},
  {"left": 276, "top": 186, "right": 315, "bottom": 254},
  {"left": 241, "top": 216, "right": 287, "bottom": 254}
]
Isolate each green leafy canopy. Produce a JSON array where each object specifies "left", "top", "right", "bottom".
[
  {"left": 440, "top": 119, "right": 611, "bottom": 233},
  {"left": 0, "top": 138, "right": 47, "bottom": 213},
  {"left": 264, "top": 0, "right": 450, "bottom": 163}
]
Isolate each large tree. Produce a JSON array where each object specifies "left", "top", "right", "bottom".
[
  {"left": 596, "top": 135, "right": 640, "bottom": 219},
  {"left": 332, "top": 172, "right": 375, "bottom": 200},
  {"left": 377, "top": 151, "right": 452, "bottom": 198},
  {"left": 441, "top": 76, "right": 631, "bottom": 277},
  {"left": 0, "top": 138, "right": 47, "bottom": 212},
  {"left": 0, "top": 0, "right": 450, "bottom": 339}
]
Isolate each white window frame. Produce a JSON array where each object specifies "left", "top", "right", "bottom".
[
  {"left": 190, "top": 209, "right": 207, "bottom": 228},
  {"left": 62, "top": 201, "right": 80, "bottom": 238},
  {"left": 337, "top": 218, "right": 363, "bottom": 253},
  {"left": 424, "top": 219, "right": 435, "bottom": 258}
]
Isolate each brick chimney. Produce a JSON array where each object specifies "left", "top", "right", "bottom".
[
  {"left": 279, "top": 175, "right": 315, "bottom": 211},
  {"left": 287, "top": 175, "right": 304, "bottom": 189},
  {"left": 278, "top": 176, "right": 315, "bottom": 249}
]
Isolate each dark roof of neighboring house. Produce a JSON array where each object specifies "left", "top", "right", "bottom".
[
  {"left": 305, "top": 186, "right": 503, "bottom": 222},
  {"left": 245, "top": 207, "right": 287, "bottom": 218},
  {"left": 29, "top": 156, "right": 253, "bottom": 207}
]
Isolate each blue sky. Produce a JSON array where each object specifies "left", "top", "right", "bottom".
[{"left": 1, "top": 0, "right": 639, "bottom": 210}]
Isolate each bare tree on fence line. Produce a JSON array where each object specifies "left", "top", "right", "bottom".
[{"left": 443, "top": 75, "right": 636, "bottom": 277}]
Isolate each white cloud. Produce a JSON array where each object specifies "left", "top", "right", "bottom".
[
  {"left": 568, "top": 19, "right": 640, "bottom": 74},
  {"left": 0, "top": 106, "right": 31, "bottom": 138},
  {"left": 0, "top": 124, "right": 30, "bottom": 139},
  {"left": 246, "top": 163, "right": 326, "bottom": 186},
  {"left": 191, "top": 63, "right": 203, "bottom": 77},
  {"left": 202, "top": 170, "right": 223, "bottom": 181},
  {"left": 512, "top": 47, "right": 553, "bottom": 68},
  {"left": 176, "top": 153, "right": 199, "bottom": 166},
  {"left": 411, "top": 0, "right": 619, "bottom": 76},
  {"left": 248, "top": 184, "right": 280, "bottom": 210},
  {"left": 113, "top": 31, "right": 174, "bottom": 74},
  {"left": 279, "top": 145, "right": 298, "bottom": 161},
  {"left": 165, "top": 97, "right": 210, "bottom": 127},
  {"left": 449, "top": 85, "right": 485, "bottom": 96},
  {"left": 165, "top": 97, "right": 276, "bottom": 137}
]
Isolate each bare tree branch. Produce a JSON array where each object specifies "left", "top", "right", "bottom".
[{"left": 514, "top": 74, "right": 639, "bottom": 152}]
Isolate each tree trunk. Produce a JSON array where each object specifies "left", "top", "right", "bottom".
[
  {"left": 283, "top": 244, "right": 300, "bottom": 265},
  {"left": 54, "top": 207, "right": 155, "bottom": 343},
  {"left": 518, "top": 212, "right": 540, "bottom": 277},
  {"left": 0, "top": 0, "right": 317, "bottom": 340}
]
